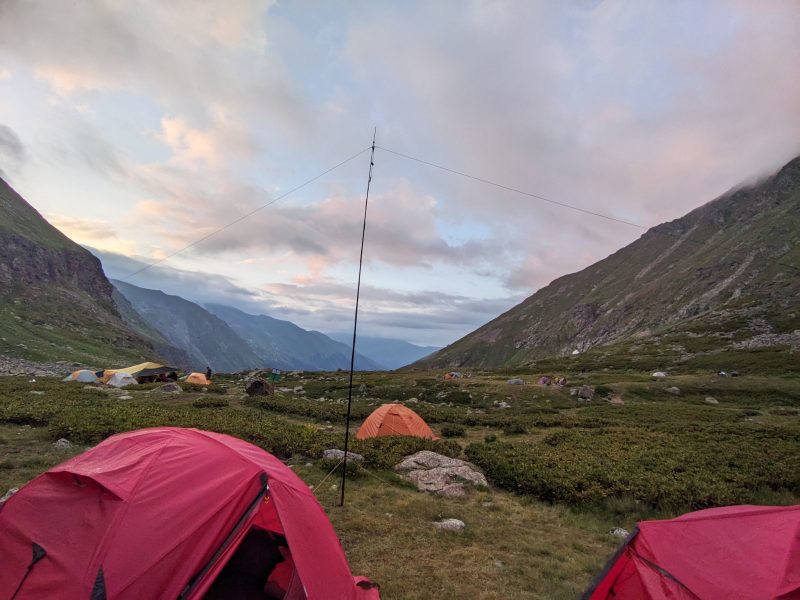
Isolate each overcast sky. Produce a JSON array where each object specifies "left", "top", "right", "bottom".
[{"left": 1, "top": 1, "right": 798, "bottom": 346}]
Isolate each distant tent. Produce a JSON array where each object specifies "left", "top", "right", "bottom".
[
  {"left": 186, "top": 372, "right": 211, "bottom": 385},
  {"left": 582, "top": 505, "right": 800, "bottom": 600},
  {"left": 101, "top": 362, "right": 176, "bottom": 383},
  {"left": 0, "top": 427, "right": 379, "bottom": 599},
  {"left": 106, "top": 372, "right": 138, "bottom": 388},
  {"left": 356, "top": 404, "right": 437, "bottom": 440},
  {"left": 443, "top": 372, "right": 462, "bottom": 380},
  {"left": 62, "top": 369, "right": 98, "bottom": 383}
]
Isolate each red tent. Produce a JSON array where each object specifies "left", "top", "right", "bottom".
[
  {"left": 582, "top": 505, "right": 800, "bottom": 600},
  {"left": 0, "top": 427, "right": 379, "bottom": 600}
]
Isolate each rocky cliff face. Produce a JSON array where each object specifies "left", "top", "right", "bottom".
[
  {"left": 417, "top": 156, "right": 800, "bottom": 369},
  {"left": 0, "top": 177, "right": 155, "bottom": 365}
]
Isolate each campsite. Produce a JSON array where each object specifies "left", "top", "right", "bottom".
[{"left": 1, "top": 364, "right": 798, "bottom": 598}]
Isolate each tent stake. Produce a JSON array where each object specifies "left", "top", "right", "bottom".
[{"left": 340, "top": 128, "right": 376, "bottom": 507}]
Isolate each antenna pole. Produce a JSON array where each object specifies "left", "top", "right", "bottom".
[{"left": 340, "top": 128, "right": 376, "bottom": 507}]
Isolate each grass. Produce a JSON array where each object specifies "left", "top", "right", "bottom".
[{"left": 0, "top": 368, "right": 798, "bottom": 598}]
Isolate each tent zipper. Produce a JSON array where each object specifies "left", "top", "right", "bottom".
[
  {"left": 177, "top": 473, "right": 269, "bottom": 600},
  {"left": 9, "top": 542, "right": 46, "bottom": 600}
]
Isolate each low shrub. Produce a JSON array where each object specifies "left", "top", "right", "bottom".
[
  {"left": 192, "top": 397, "right": 229, "bottom": 408},
  {"left": 502, "top": 423, "right": 527, "bottom": 435},
  {"left": 441, "top": 423, "right": 466, "bottom": 437}
]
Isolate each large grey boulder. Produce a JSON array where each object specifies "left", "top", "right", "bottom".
[
  {"left": 578, "top": 386, "right": 595, "bottom": 400},
  {"left": 433, "top": 518, "right": 465, "bottom": 531},
  {"left": 395, "top": 451, "right": 487, "bottom": 498},
  {"left": 53, "top": 438, "right": 72, "bottom": 449},
  {"left": 322, "top": 449, "right": 364, "bottom": 463}
]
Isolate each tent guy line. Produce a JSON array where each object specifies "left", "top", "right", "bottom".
[
  {"left": 121, "top": 145, "right": 373, "bottom": 281},
  {"left": 376, "top": 145, "right": 800, "bottom": 273}
]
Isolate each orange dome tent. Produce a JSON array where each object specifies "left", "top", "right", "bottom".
[
  {"left": 355, "top": 403, "right": 438, "bottom": 440},
  {"left": 186, "top": 372, "right": 211, "bottom": 385}
]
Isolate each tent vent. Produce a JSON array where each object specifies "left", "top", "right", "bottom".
[{"left": 91, "top": 566, "right": 107, "bottom": 600}]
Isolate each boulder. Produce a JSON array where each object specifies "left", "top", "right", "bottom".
[
  {"left": 29, "top": 390, "right": 45, "bottom": 396},
  {"left": 666, "top": 386, "right": 681, "bottom": 395},
  {"left": 652, "top": 371, "right": 667, "bottom": 379},
  {"left": 506, "top": 378, "right": 525, "bottom": 385},
  {"left": 0, "top": 487, "right": 19, "bottom": 503},
  {"left": 578, "top": 386, "right": 595, "bottom": 400},
  {"left": 53, "top": 438, "right": 71, "bottom": 449},
  {"left": 433, "top": 518, "right": 465, "bottom": 531},
  {"left": 322, "top": 449, "right": 364, "bottom": 463},
  {"left": 118, "top": 395, "right": 133, "bottom": 400},
  {"left": 395, "top": 451, "right": 487, "bottom": 498},
  {"left": 245, "top": 379, "right": 274, "bottom": 397},
  {"left": 704, "top": 397, "right": 719, "bottom": 405},
  {"left": 154, "top": 383, "right": 182, "bottom": 394},
  {"left": 608, "top": 394, "right": 625, "bottom": 406},
  {"left": 611, "top": 527, "right": 630, "bottom": 539}
]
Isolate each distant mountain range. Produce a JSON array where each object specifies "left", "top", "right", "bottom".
[
  {"left": 326, "top": 332, "right": 439, "bottom": 370},
  {"left": 205, "top": 304, "right": 380, "bottom": 371},
  {"left": 417, "top": 155, "right": 800, "bottom": 369}
]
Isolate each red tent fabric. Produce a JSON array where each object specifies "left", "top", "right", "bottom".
[
  {"left": 0, "top": 427, "right": 379, "bottom": 600},
  {"left": 583, "top": 505, "right": 800, "bottom": 600}
]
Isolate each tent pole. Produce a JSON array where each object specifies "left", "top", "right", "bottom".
[{"left": 340, "top": 129, "right": 376, "bottom": 507}]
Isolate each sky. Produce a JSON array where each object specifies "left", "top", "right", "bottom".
[{"left": 0, "top": 0, "right": 798, "bottom": 346}]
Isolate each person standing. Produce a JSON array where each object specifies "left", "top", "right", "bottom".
[{"left": 206, "top": 366, "right": 213, "bottom": 381}]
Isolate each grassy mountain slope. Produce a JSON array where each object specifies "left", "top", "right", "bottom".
[
  {"left": 113, "top": 281, "right": 264, "bottom": 373},
  {"left": 205, "top": 303, "right": 381, "bottom": 371},
  {"left": 0, "top": 177, "right": 156, "bottom": 366},
  {"left": 417, "top": 156, "right": 800, "bottom": 370}
]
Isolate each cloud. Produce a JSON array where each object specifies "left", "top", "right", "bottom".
[
  {"left": 47, "top": 214, "right": 137, "bottom": 254},
  {"left": 0, "top": 124, "right": 26, "bottom": 177}
]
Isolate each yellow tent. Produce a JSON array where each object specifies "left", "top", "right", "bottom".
[{"left": 101, "top": 362, "right": 174, "bottom": 383}]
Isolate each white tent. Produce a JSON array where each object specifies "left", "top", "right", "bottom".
[
  {"left": 107, "top": 372, "right": 138, "bottom": 388},
  {"left": 62, "top": 370, "right": 98, "bottom": 383}
]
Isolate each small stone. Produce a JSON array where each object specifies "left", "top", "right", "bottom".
[
  {"left": 608, "top": 394, "right": 625, "bottom": 406},
  {"left": 305, "top": 462, "right": 313, "bottom": 467},
  {"left": 29, "top": 390, "right": 45, "bottom": 395},
  {"left": 652, "top": 371, "right": 667, "bottom": 379},
  {"left": 704, "top": 397, "right": 719, "bottom": 405},
  {"left": 323, "top": 449, "right": 364, "bottom": 463},
  {"left": 433, "top": 518, "right": 465, "bottom": 531},
  {"left": 611, "top": 527, "right": 630, "bottom": 539},
  {"left": 118, "top": 395, "right": 133, "bottom": 400},
  {"left": 578, "top": 386, "right": 595, "bottom": 400},
  {"left": 665, "top": 386, "right": 681, "bottom": 395},
  {"left": 0, "top": 487, "right": 19, "bottom": 503},
  {"left": 407, "top": 397, "right": 419, "bottom": 403},
  {"left": 54, "top": 438, "right": 72, "bottom": 449}
]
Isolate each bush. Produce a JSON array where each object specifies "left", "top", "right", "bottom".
[
  {"left": 351, "top": 436, "right": 461, "bottom": 470},
  {"left": 441, "top": 423, "right": 466, "bottom": 437},
  {"left": 484, "top": 434, "right": 497, "bottom": 443},
  {"left": 502, "top": 423, "right": 527, "bottom": 435},
  {"left": 192, "top": 397, "right": 229, "bottom": 408},
  {"left": 466, "top": 426, "right": 800, "bottom": 510}
]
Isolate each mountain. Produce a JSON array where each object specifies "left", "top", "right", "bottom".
[
  {"left": 205, "top": 304, "right": 382, "bottom": 371},
  {"left": 417, "top": 156, "right": 800, "bottom": 369},
  {"left": 0, "top": 176, "right": 155, "bottom": 365},
  {"left": 327, "top": 332, "right": 440, "bottom": 370},
  {"left": 113, "top": 280, "right": 264, "bottom": 372}
]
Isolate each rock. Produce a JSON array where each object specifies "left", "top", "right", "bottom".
[
  {"left": 506, "top": 378, "right": 525, "bottom": 385},
  {"left": 704, "top": 397, "right": 719, "bottom": 405},
  {"left": 433, "top": 518, "right": 465, "bottom": 531},
  {"left": 29, "top": 390, "right": 45, "bottom": 395},
  {"left": 395, "top": 451, "right": 487, "bottom": 497},
  {"left": 54, "top": 438, "right": 72, "bottom": 449},
  {"left": 154, "top": 383, "right": 182, "bottom": 394},
  {"left": 608, "top": 394, "right": 625, "bottom": 406},
  {"left": 666, "top": 386, "right": 681, "bottom": 395},
  {"left": 294, "top": 385, "right": 305, "bottom": 393},
  {"left": 578, "top": 386, "right": 595, "bottom": 400},
  {"left": 245, "top": 379, "right": 274, "bottom": 397},
  {"left": 406, "top": 397, "right": 419, "bottom": 404},
  {"left": 495, "top": 401, "right": 511, "bottom": 409},
  {"left": 118, "top": 395, "right": 133, "bottom": 400},
  {"left": 611, "top": 527, "right": 630, "bottom": 539},
  {"left": 1, "top": 487, "right": 19, "bottom": 503},
  {"left": 569, "top": 387, "right": 579, "bottom": 396},
  {"left": 323, "top": 449, "right": 364, "bottom": 463},
  {"left": 652, "top": 371, "right": 667, "bottom": 379}
]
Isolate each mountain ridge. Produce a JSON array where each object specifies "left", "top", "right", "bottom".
[{"left": 416, "top": 156, "right": 800, "bottom": 369}]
